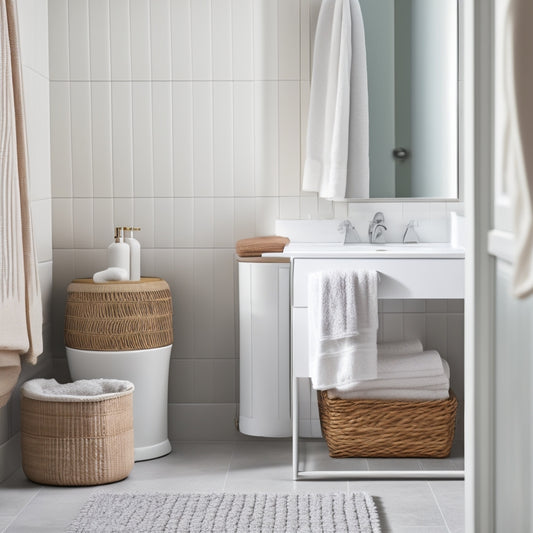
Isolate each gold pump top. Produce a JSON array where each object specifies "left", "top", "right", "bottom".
[
  {"left": 114, "top": 226, "right": 125, "bottom": 242},
  {"left": 123, "top": 227, "right": 141, "bottom": 232}
]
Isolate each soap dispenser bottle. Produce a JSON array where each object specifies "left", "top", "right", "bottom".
[
  {"left": 124, "top": 227, "right": 141, "bottom": 281},
  {"left": 108, "top": 226, "right": 130, "bottom": 279}
]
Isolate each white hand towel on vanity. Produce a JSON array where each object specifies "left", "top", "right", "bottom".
[{"left": 308, "top": 269, "right": 379, "bottom": 390}]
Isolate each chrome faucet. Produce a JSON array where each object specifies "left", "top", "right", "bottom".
[
  {"left": 403, "top": 220, "right": 419, "bottom": 244},
  {"left": 368, "top": 212, "right": 387, "bottom": 243},
  {"left": 338, "top": 219, "right": 361, "bottom": 244}
]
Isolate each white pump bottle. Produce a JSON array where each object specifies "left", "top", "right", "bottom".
[
  {"left": 124, "top": 226, "right": 141, "bottom": 281},
  {"left": 107, "top": 226, "right": 130, "bottom": 279}
]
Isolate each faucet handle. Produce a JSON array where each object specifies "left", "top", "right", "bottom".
[
  {"left": 403, "top": 220, "right": 420, "bottom": 244},
  {"left": 338, "top": 219, "right": 360, "bottom": 244}
]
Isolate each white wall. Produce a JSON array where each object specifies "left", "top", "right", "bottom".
[
  {"left": 48, "top": 0, "right": 464, "bottom": 440},
  {"left": 0, "top": 0, "right": 52, "bottom": 482}
]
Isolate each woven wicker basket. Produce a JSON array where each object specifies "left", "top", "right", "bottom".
[
  {"left": 64, "top": 277, "right": 173, "bottom": 351},
  {"left": 318, "top": 390, "right": 458, "bottom": 458},
  {"left": 21, "top": 384, "right": 134, "bottom": 486}
]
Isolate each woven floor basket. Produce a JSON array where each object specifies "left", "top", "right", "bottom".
[
  {"left": 21, "top": 390, "right": 134, "bottom": 486},
  {"left": 64, "top": 278, "right": 173, "bottom": 351},
  {"left": 318, "top": 390, "right": 458, "bottom": 458}
]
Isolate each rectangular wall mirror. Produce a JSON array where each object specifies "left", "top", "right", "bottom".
[{"left": 344, "top": 0, "right": 459, "bottom": 200}]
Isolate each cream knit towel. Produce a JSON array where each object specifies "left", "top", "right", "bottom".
[{"left": 0, "top": 0, "right": 42, "bottom": 408}]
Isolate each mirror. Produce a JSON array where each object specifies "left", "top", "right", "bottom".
[{"left": 345, "top": 0, "right": 458, "bottom": 199}]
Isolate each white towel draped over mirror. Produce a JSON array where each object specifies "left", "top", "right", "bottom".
[
  {"left": 303, "top": 0, "right": 369, "bottom": 200},
  {"left": 0, "top": 0, "right": 43, "bottom": 408}
]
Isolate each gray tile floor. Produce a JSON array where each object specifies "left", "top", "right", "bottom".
[{"left": 0, "top": 440, "right": 464, "bottom": 532}]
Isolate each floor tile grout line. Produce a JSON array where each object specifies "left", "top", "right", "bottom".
[
  {"left": 427, "top": 480, "right": 453, "bottom": 533},
  {"left": 222, "top": 443, "right": 236, "bottom": 492},
  {"left": 3, "top": 480, "right": 42, "bottom": 531}
]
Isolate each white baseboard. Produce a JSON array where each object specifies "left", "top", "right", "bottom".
[{"left": 0, "top": 433, "right": 21, "bottom": 483}]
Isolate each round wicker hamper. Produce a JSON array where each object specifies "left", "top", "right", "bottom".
[
  {"left": 21, "top": 379, "right": 134, "bottom": 486},
  {"left": 64, "top": 277, "right": 173, "bottom": 351}
]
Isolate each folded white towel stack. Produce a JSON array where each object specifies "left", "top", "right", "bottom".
[
  {"left": 327, "top": 340, "right": 450, "bottom": 401},
  {"left": 309, "top": 269, "right": 379, "bottom": 390}
]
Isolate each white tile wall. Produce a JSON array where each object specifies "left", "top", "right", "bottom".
[{"left": 48, "top": 0, "right": 464, "bottom": 440}]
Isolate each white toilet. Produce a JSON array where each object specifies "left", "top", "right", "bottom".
[{"left": 66, "top": 344, "right": 172, "bottom": 461}]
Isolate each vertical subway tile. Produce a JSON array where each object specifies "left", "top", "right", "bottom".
[
  {"left": 278, "top": 0, "right": 300, "bottom": 80},
  {"left": 74, "top": 249, "right": 106, "bottom": 279},
  {"left": 213, "top": 198, "right": 235, "bottom": 248},
  {"left": 31, "top": 200, "right": 53, "bottom": 263},
  {"left": 279, "top": 197, "right": 300, "bottom": 219},
  {"left": 234, "top": 198, "right": 256, "bottom": 241},
  {"left": 193, "top": 249, "right": 215, "bottom": 357},
  {"left": 173, "top": 249, "right": 195, "bottom": 356},
  {"left": 255, "top": 197, "right": 279, "bottom": 236},
  {"left": 447, "top": 299, "right": 464, "bottom": 313},
  {"left": 93, "top": 198, "right": 114, "bottom": 248},
  {"left": 172, "top": 82, "right": 194, "bottom": 196},
  {"left": 190, "top": 0, "right": 212, "bottom": 80},
  {"left": 113, "top": 197, "right": 134, "bottom": 228},
  {"left": 140, "top": 248, "right": 155, "bottom": 276},
  {"left": 52, "top": 200, "right": 73, "bottom": 252},
  {"left": 300, "top": 81, "right": 310, "bottom": 183},
  {"left": 231, "top": 0, "right": 253, "bottom": 80},
  {"left": 88, "top": 0, "right": 111, "bottom": 80},
  {"left": 382, "top": 300, "right": 404, "bottom": 313},
  {"left": 111, "top": 82, "right": 134, "bottom": 197},
  {"left": 213, "top": 250, "right": 236, "bottom": 357},
  {"left": 133, "top": 198, "right": 155, "bottom": 248},
  {"left": 402, "top": 314, "right": 427, "bottom": 346},
  {"left": 170, "top": 0, "right": 192, "bottom": 80},
  {"left": 109, "top": 0, "right": 131, "bottom": 80},
  {"left": 212, "top": 0, "right": 233, "bottom": 80},
  {"left": 48, "top": 0, "right": 70, "bottom": 80},
  {"left": 333, "top": 201, "right": 349, "bottom": 220},
  {"left": 152, "top": 250, "right": 175, "bottom": 287},
  {"left": 278, "top": 81, "right": 300, "bottom": 196},
  {"left": 38, "top": 261, "right": 54, "bottom": 326},
  {"left": 192, "top": 82, "right": 214, "bottom": 197},
  {"left": 193, "top": 198, "right": 214, "bottom": 247},
  {"left": 381, "top": 313, "right": 404, "bottom": 343},
  {"left": 403, "top": 299, "right": 426, "bottom": 313},
  {"left": 129, "top": 0, "right": 151, "bottom": 80},
  {"left": 132, "top": 82, "right": 154, "bottom": 197},
  {"left": 318, "top": 198, "right": 334, "bottom": 219},
  {"left": 300, "top": 0, "right": 311, "bottom": 81},
  {"left": 254, "top": 81, "right": 278, "bottom": 196},
  {"left": 152, "top": 82, "right": 173, "bottom": 197},
  {"left": 91, "top": 82, "right": 113, "bottom": 197},
  {"left": 150, "top": 0, "right": 172, "bottom": 80},
  {"left": 426, "top": 299, "right": 449, "bottom": 313},
  {"left": 174, "top": 198, "right": 194, "bottom": 247},
  {"left": 425, "top": 314, "right": 448, "bottom": 356},
  {"left": 70, "top": 82, "right": 93, "bottom": 197},
  {"left": 154, "top": 198, "right": 174, "bottom": 248},
  {"left": 233, "top": 82, "right": 254, "bottom": 197},
  {"left": 50, "top": 82, "right": 72, "bottom": 197},
  {"left": 168, "top": 360, "right": 195, "bottom": 402},
  {"left": 72, "top": 198, "right": 94, "bottom": 248},
  {"left": 300, "top": 195, "right": 318, "bottom": 220},
  {"left": 213, "top": 82, "right": 234, "bottom": 197},
  {"left": 68, "top": 0, "right": 90, "bottom": 80},
  {"left": 253, "top": 0, "right": 278, "bottom": 80}
]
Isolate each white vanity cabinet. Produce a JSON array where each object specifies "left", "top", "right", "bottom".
[
  {"left": 285, "top": 250, "right": 465, "bottom": 480},
  {"left": 291, "top": 257, "right": 465, "bottom": 378}
]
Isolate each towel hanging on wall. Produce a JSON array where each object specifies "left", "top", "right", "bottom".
[
  {"left": 0, "top": 0, "right": 43, "bottom": 407},
  {"left": 302, "top": 0, "right": 369, "bottom": 200}
]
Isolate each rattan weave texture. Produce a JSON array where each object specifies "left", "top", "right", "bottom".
[
  {"left": 318, "top": 390, "right": 458, "bottom": 458},
  {"left": 65, "top": 278, "right": 173, "bottom": 351},
  {"left": 21, "top": 391, "right": 134, "bottom": 486}
]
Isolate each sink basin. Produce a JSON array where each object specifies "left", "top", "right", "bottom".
[{"left": 264, "top": 242, "right": 464, "bottom": 259}]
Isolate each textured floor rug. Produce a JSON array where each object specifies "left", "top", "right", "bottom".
[{"left": 68, "top": 492, "right": 381, "bottom": 532}]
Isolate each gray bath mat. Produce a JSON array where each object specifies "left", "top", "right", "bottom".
[{"left": 68, "top": 492, "right": 381, "bottom": 532}]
